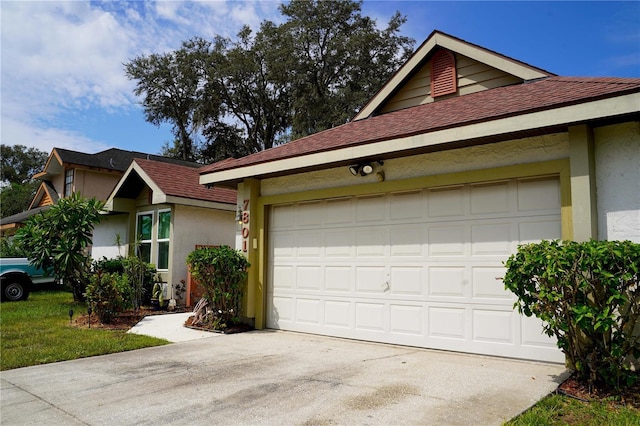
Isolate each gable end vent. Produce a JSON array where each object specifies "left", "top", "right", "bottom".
[{"left": 431, "top": 49, "right": 457, "bottom": 98}]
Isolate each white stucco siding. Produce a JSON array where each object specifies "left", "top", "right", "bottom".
[
  {"left": 171, "top": 205, "right": 235, "bottom": 288},
  {"left": 260, "top": 133, "right": 569, "bottom": 196},
  {"left": 595, "top": 122, "right": 640, "bottom": 243},
  {"left": 91, "top": 214, "right": 129, "bottom": 260}
]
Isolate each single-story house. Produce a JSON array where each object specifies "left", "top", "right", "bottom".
[
  {"left": 199, "top": 30, "right": 640, "bottom": 363},
  {"left": 98, "top": 158, "right": 237, "bottom": 304}
]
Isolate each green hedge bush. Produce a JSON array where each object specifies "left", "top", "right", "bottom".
[
  {"left": 504, "top": 240, "right": 640, "bottom": 390},
  {"left": 186, "top": 245, "right": 250, "bottom": 329}
]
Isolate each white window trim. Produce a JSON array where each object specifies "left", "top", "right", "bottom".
[
  {"left": 156, "top": 208, "right": 171, "bottom": 271},
  {"left": 135, "top": 211, "right": 154, "bottom": 264}
]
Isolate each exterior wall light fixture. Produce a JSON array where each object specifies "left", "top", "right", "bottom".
[{"left": 348, "top": 161, "right": 384, "bottom": 177}]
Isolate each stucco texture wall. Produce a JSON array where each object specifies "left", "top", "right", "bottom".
[
  {"left": 260, "top": 133, "right": 569, "bottom": 196},
  {"left": 171, "top": 205, "right": 235, "bottom": 288},
  {"left": 595, "top": 122, "right": 640, "bottom": 243},
  {"left": 91, "top": 214, "right": 128, "bottom": 260}
]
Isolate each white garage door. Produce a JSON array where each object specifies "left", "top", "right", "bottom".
[{"left": 267, "top": 177, "right": 564, "bottom": 362}]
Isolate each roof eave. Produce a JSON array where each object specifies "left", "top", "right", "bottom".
[{"left": 200, "top": 92, "right": 640, "bottom": 187}]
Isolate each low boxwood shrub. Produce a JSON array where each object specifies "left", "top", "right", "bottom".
[
  {"left": 504, "top": 240, "right": 640, "bottom": 390},
  {"left": 186, "top": 245, "right": 250, "bottom": 329}
]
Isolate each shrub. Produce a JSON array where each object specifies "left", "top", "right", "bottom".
[
  {"left": 84, "top": 270, "right": 132, "bottom": 324},
  {"left": 16, "top": 192, "right": 103, "bottom": 301},
  {"left": 504, "top": 240, "right": 640, "bottom": 390},
  {"left": 186, "top": 245, "right": 250, "bottom": 328}
]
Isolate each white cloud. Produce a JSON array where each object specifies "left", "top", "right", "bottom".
[{"left": 0, "top": 0, "right": 280, "bottom": 152}]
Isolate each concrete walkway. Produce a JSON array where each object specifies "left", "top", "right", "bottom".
[
  {"left": 1, "top": 314, "right": 569, "bottom": 425},
  {"left": 126, "top": 312, "right": 217, "bottom": 342}
]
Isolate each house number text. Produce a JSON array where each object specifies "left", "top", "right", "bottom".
[{"left": 241, "top": 199, "right": 250, "bottom": 252}]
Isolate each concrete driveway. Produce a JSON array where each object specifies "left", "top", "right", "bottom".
[{"left": 1, "top": 330, "right": 567, "bottom": 425}]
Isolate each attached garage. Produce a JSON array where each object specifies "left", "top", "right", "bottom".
[
  {"left": 199, "top": 30, "right": 640, "bottom": 364},
  {"left": 267, "top": 177, "right": 564, "bottom": 362}
]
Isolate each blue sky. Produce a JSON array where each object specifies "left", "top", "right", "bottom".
[{"left": 2, "top": 1, "right": 639, "bottom": 158}]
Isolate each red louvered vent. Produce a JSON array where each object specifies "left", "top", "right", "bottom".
[{"left": 431, "top": 49, "right": 457, "bottom": 98}]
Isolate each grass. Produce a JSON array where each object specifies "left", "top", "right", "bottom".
[
  {"left": 0, "top": 290, "right": 169, "bottom": 371},
  {"left": 507, "top": 393, "right": 640, "bottom": 425}
]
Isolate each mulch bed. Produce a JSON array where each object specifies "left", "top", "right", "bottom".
[
  {"left": 72, "top": 307, "right": 189, "bottom": 330},
  {"left": 558, "top": 375, "right": 640, "bottom": 408},
  {"left": 71, "top": 307, "right": 253, "bottom": 335}
]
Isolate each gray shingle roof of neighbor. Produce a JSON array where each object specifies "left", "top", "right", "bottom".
[
  {"left": 0, "top": 206, "right": 50, "bottom": 223},
  {"left": 54, "top": 148, "right": 200, "bottom": 172}
]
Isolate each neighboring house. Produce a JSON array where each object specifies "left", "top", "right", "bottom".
[
  {"left": 199, "top": 30, "right": 640, "bottom": 363},
  {"left": 99, "top": 159, "right": 237, "bottom": 303},
  {"left": 1, "top": 147, "right": 197, "bottom": 236}
]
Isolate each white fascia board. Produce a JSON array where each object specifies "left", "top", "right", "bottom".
[
  {"left": 200, "top": 93, "right": 640, "bottom": 186},
  {"left": 104, "top": 161, "right": 165, "bottom": 210},
  {"left": 164, "top": 196, "right": 236, "bottom": 211}
]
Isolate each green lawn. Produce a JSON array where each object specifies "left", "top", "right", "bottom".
[
  {"left": 0, "top": 290, "right": 168, "bottom": 371},
  {"left": 507, "top": 393, "right": 640, "bottom": 425}
]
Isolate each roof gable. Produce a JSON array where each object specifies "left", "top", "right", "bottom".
[
  {"left": 354, "top": 30, "right": 553, "bottom": 120},
  {"left": 107, "top": 159, "right": 236, "bottom": 210}
]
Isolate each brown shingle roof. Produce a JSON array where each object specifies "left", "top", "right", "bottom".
[
  {"left": 200, "top": 77, "right": 640, "bottom": 174},
  {"left": 134, "top": 159, "right": 236, "bottom": 204}
]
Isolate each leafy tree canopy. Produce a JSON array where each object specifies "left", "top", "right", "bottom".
[
  {"left": 125, "top": 0, "right": 414, "bottom": 163},
  {"left": 0, "top": 144, "right": 48, "bottom": 184},
  {"left": 0, "top": 144, "right": 48, "bottom": 217}
]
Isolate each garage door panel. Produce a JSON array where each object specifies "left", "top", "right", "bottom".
[
  {"left": 325, "top": 266, "right": 352, "bottom": 292},
  {"left": 356, "top": 266, "right": 387, "bottom": 293},
  {"left": 271, "top": 204, "right": 294, "bottom": 229},
  {"left": 324, "top": 300, "right": 351, "bottom": 327},
  {"left": 356, "top": 229, "right": 387, "bottom": 256},
  {"left": 297, "top": 266, "right": 323, "bottom": 290},
  {"left": 390, "top": 190, "right": 425, "bottom": 221},
  {"left": 355, "top": 302, "right": 386, "bottom": 332},
  {"left": 389, "top": 266, "right": 423, "bottom": 295},
  {"left": 268, "top": 177, "right": 563, "bottom": 362},
  {"left": 471, "top": 223, "right": 512, "bottom": 255},
  {"left": 428, "top": 186, "right": 466, "bottom": 217},
  {"left": 470, "top": 181, "right": 510, "bottom": 214},
  {"left": 269, "top": 296, "right": 294, "bottom": 325},
  {"left": 325, "top": 198, "right": 354, "bottom": 224},
  {"left": 271, "top": 233, "right": 295, "bottom": 258},
  {"left": 428, "top": 306, "right": 466, "bottom": 339},
  {"left": 429, "top": 267, "right": 467, "bottom": 298},
  {"left": 296, "top": 298, "right": 322, "bottom": 324},
  {"left": 428, "top": 225, "right": 466, "bottom": 256},
  {"left": 325, "top": 230, "right": 354, "bottom": 257},
  {"left": 356, "top": 195, "right": 387, "bottom": 222},
  {"left": 272, "top": 265, "right": 295, "bottom": 289},
  {"left": 390, "top": 304, "right": 424, "bottom": 335},
  {"left": 518, "top": 178, "right": 561, "bottom": 212},
  {"left": 296, "top": 201, "right": 324, "bottom": 226},
  {"left": 519, "top": 219, "right": 562, "bottom": 243},
  {"left": 390, "top": 226, "right": 425, "bottom": 257},
  {"left": 472, "top": 309, "right": 515, "bottom": 344},
  {"left": 472, "top": 267, "right": 513, "bottom": 300}
]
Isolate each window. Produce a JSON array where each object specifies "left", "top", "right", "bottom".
[
  {"left": 157, "top": 210, "right": 171, "bottom": 270},
  {"left": 64, "top": 169, "right": 74, "bottom": 196},
  {"left": 136, "top": 212, "right": 153, "bottom": 264},
  {"left": 135, "top": 209, "right": 171, "bottom": 271}
]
